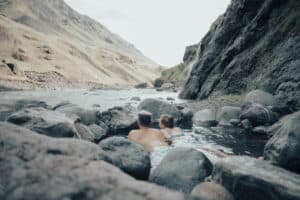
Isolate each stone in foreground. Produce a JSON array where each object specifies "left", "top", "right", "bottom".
[{"left": 212, "top": 156, "right": 300, "bottom": 200}]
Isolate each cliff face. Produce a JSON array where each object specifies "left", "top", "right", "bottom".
[
  {"left": 0, "top": 0, "right": 160, "bottom": 88},
  {"left": 180, "top": 0, "right": 300, "bottom": 109}
]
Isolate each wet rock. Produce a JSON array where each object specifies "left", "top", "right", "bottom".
[
  {"left": 191, "top": 182, "right": 234, "bottom": 200},
  {"left": 75, "top": 123, "right": 95, "bottom": 142},
  {"left": 252, "top": 126, "right": 268, "bottom": 135},
  {"left": 245, "top": 90, "right": 277, "bottom": 106},
  {"left": 138, "top": 98, "right": 182, "bottom": 125},
  {"left": 131, "top": 96, "right": 141, "bottom": 101},
  {"left": 154, "top": 78, "right": 164, "bottom": 88},
  {"left": 212, "top": 156, "right": 300, "bottom": 200},
  {"left": 54, "top": 102, "right": 98, "bottom": 125},
  {"left": 217, "top": 106, "right": 241, "bottom": 126},
  {"left": 7, "top": 107, "right": 80, "bottom": 138},
  {"left": 193, "top": 109, "right": 217, "bottom": 127},
  {"left": 99, "top": 105, "right": 138, "bottom": 135},
  {"left": 167, "top": 97, "right": 175, "bottom": 101},
  {"left": 240, "top": 103, "right": 278, "bottom": 127},
  {"left": 135, "top": 82, "right": 148, "bottom": 89},
  {"left": 229, "top": 119, "right": 240, "bottom": 127},
  {"left": 264, "top": 111, "right": 300, "bottom": 173},
  {"left": 241, "top": 119, "right": 252, "bottom": 131},
  {"left": 150, "top": 148, "right": 213, "bottom": 193},
  {"left": 99, "top": 137, "right": 151, "bottom": 180},
  {"left": 178, "top": 108, "right": 194, "bottom": 129},
  {"left": 0, "top": 122, "right": 184, "bottom": 200},
  {"left": 88, "top": 123, "right": 108, "bottom": 143}
]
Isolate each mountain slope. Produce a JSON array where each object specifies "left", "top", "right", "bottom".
[
  {"left": 0, "top": 0, "right": 161, "bottom": 89},
  {"left": 180, "top": 0, "right": 300, "bottom": 109}
]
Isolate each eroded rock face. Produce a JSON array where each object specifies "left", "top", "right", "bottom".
[
  {"left": 0, "top": 122, "right": 184, "bottom": 200},
  {"left": 99, "top": 137, "right": 151, "bottom": 180},
  {"left": 264, "top": 111, "right": 300, "bottom": 173},
  {"left": 7, "top": 107, "right": 80, "bottom": 138},
  {"left": 212, "top": 156, "right": 300, "bottom": 200},
  {"left": 180, "top": 0, "right": 300, "bottom": 112},
  {"left": 150, "top": 148, "right": 213, "bottom": 193}
]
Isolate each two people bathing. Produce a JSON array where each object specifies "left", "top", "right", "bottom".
[
  {"left": 129, "top": 110, "right": 227, "bottom": 158},
  {"left": 128, "top": 111, "right": 181, "bottom": 151}
]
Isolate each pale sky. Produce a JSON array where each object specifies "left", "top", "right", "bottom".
[{"left": 65, "top": 0, "right": 230, "bottom": 67}]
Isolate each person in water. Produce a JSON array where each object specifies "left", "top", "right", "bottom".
[
  {"left": 159, "top": 114, "right": 183, "bottom": 138},
  {"left": 128, "top": 111, "right": 168, "bottom": 151}
]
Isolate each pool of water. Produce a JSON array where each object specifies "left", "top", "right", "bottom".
[{"left": 0, "top": 89, "right": 268, "bottom": 166}]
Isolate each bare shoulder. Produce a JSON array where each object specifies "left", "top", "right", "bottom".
[{"left": 128, "top": 129, "right": 139, "bottom": 139}]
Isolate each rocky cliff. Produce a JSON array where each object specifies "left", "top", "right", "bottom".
[
  {"left": 0, "top": 0, "right": 161, "bottom": 89},
  {"left": 180, "top": 0, "right": 300, "bottom": 110}
]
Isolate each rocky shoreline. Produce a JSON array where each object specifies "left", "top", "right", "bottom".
[{"left": 0, "top": 89, "right": 299, "bottom": 200}]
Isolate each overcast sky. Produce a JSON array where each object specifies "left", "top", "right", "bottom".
[{"left": 65, "top": 0, "right": 230, "bottom": 67}]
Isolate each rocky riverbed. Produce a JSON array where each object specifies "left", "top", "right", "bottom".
[{"left": 0, "top": 88, "right": 300, "bottom": 200}]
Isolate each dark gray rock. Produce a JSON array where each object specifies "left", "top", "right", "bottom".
[
  {"left": 150, "top": 148, "right": 213, "bottom": 193},
  {"left": 54, "top": 102, "right": 98, "bottom": 125},
  {"left": 6, "top": 63, "right": 19, "bottom": 74},
  {"left": 241, "top": 119, "right": 253, "bottom": 131},
  {"left": 252, "top": 126, "right": 268, "bottom": 135},
  {"left": 240, "top": 103, "right": 278, "bottom": 127},
  {"left": 217, "top": 106, "right": 241, "bottom": 126},
  {"left": 0, "top": 122, "right": 184, "bottom": 200},
  {"left": 212, "top": 156, "right": 300, "bottom": 200},
  {"left": 99, "top": 105, "right": 138, "bottom": 135},
  {"left": 135, "top": 82, "right": 148, "bottom": 89},
  {"left": 264, "top": 111, "right": 300, "bottom": 173},
  {"left": 179, "top": 0, "right": 300, "bottom": 113},
  {"left": 99, "top": 137, "right": 151, "bottom": 180},
  {"left": 178, "top": 108, "right": 194, "bottom": 128},
  {"left": 88, "top": 123, "right": 109, "bottom": 143},
  {"left": 7, "top": 107, "right": 80, "bottom": 138},
  {"left": 75, "top": 123, "right": 95, "bottom": 142},
  {"left": 193, "top": 109, "right": 217, "bottom": 127},
  {"left": 229, "top": 119, "right": 241, "bottom": 127},
  {"left": 183, "top": 44, "right": 199, "bottom": 64},
  {"left": 138, "top": 98, "right": 182, "bottom": 125},
  {"left": 191, "top": 182, "right": 234, "bottom": 200},
  {"left": 153, "top": 78, "right": 164, "bottom": 88}
]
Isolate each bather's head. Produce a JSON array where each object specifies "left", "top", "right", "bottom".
[
  {"left": 137, "top": 110, "right": 152, "bottom": 128},
  {"left": 159, "top": 114, "right": 174, "bottom": 129}
]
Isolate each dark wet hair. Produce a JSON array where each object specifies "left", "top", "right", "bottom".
[
  {"left": 138, "top": 111, "right": 152, "bottom": 127},
  {"left": 160, "top": 114, "right": 174, "bottom": 128}
]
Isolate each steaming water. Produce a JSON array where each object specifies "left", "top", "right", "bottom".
[{"left": 0, "top": 89, "right": 268, "bottom": 167}]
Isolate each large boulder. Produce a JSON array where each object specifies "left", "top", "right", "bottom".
[
  {"left": 240, "top": 103, "right": 278, "bottom": 127},
  {"left": 150, "top": 148, "right": 213, "bottom": 193},
  {"left": 7, "top": 107, "right": 80, "bottom": 138},
  {"left": 138, "top": 98, "right": 181, "bottom": 125},
  {"left": 263, "top": 111, "right": 300, "bottom": 173},
  {"left": 245, "top": 90, "right": 277, "bottom": 106},
  {"left": 54, "top": 102, "right": 98, "bottom": 125},
  {"left": 212, "top": 156, "right": 300, "bottom": 200},
  {"left": 99, "top": 137, "right": 151, "bottom": 180},
  {"left": 193, "top": 109, "right": 217, "bottom": 127},
  {"left": 217, "top": 106, "right": 241, "bottom": 126},
  {"left": 0, "top": 122, "right": 184, "bottom": 200},
  {"left": 191, "top": 182, "right": 234, "bottom": 200},
  {"left": 99, "top": 105, "right": 138, "bottom": 135}
]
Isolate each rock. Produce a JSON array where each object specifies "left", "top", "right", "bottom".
[
  {"left": 88, "top": 123, "right": 108, "bottom": 143},
  {"left": 0, "top": 64, "right": 14, "bottom": 76},
  {"left": 178, "top": 108, "right": 194, "bottom": 128},
  {"left": 135, "top": 82, "right": 148, "bottom": 89},
  {"left": 180, "top": 0, "right": 300, "bottom": 107},
  {"left": 160, "top": 83, "right": 175, "bottom": 90},
  {"left": 252, "top": 126, "right": 268, "bottom": 135},
  {"left": 240, "top": 103, "right": 278, "bottom": 127},
  {"left": 263, "top": 111, "right": 300, "bottom": 173},
  {"left": 75, "top": 123, "right": 95, "bottom": 142},
  {"left": 229, "top": 119, "right": 240, "bottom": 127},
  {"left": 7, "top": 107, "right": 80, "bottom": 138},
  {"left": 245, "top": 90, "right": 277, "bottom": 106},
  {"left": 54, "top": 102, "right": 98, "bottom": 125},
  {"left": 241, "top": 119, "right": 252, "bottom": 131},
  {"left": 6, "top": 63, "right": 19, "bottom": 74},
  {"left": 212, "top": 156, "right": 300, "bottom": 200},
  {"left": 154, "top": 78, "right": 164, "bottom": 88},
  {"left": 167, "top": 97, "right": 175, "bottom": 101},
  {"left": 131, "top": 96, "right": 141, "bottom": 101},
  {"left": 193, "top": 109, "right": 217, "bottom": 127},
  {"left": 0, "top": 122, "right": 184, "bottom": 200},
  {"left": 99, "top": 105, "right": 138, "bottom": 135},
  {"left": 191, "top": 182, "right": 234, "bottom": 200},
  {"left": 217, "top": 106, "right": 241, "bottom": 126},
  {"left": 99, "top": 137, "right": 151, "bottom": 180},
  {"left": 150, "top": 148, "right": 213, "bottom": 193},
  {"left": 138, "top": 98, "right": 182, "bottom": 126}
]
